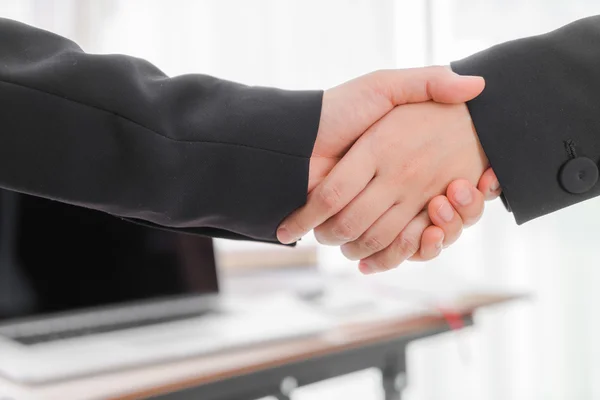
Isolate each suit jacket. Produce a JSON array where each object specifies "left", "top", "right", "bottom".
[
  {"left": 0, "top": 18, "right": 323, "bottom": 244},
  {"left": 452, "top": 15, "right": 600, "bottom": 225}
]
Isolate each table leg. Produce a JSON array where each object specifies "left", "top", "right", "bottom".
[
  {"left": 381, "top": 353, "right": 407, "bottom": 400},
  {"left": 273, "top": 376, "right": 297, "bottom": 400}
]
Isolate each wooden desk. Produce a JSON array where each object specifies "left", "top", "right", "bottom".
[{"left": 0, "top": 293, "right": 521, "bottom": 400}]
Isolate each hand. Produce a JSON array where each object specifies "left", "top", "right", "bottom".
[
  {"left": 360, "top": 168, "right": 502, "bottom": 273},
  {"left": 282, "top": 99, "right": 488, "bottom": 273},
  {"left": 277, "top": 66, "right": 485, "bottom": 244},
  {"left": 411, "top": 169, "right": 501, "bottom": 256}
]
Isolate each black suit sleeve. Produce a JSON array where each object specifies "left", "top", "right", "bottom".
[
  {"left": 0, "top": 18, "right": 323, "bottom": 244},
  {"left": 451, "top": 16, "right": 600, "bottom": 224}
]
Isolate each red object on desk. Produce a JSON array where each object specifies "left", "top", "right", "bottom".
[{"left": 437, "top": 306, "right": 465, "bottom": 331}]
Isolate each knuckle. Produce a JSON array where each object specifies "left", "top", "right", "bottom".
[
  {"left": 317, "top": 184, "right": 343, "bottom": 212},
  {"left": 288, "top": 216, "right": 308, "bottom": 236},
  {"left": 374, "top": 259, "right": 394, "bottom": 273},
  {"left": 332, "top": 218, "right": 355, "bottom": 241},
  {"left": 395, "top": 232, "right": 419, "bottom": 259},
  {"left": 362, "top": 236, "right": 384, "bottom": 252}
]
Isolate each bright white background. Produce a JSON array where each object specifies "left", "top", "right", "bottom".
[{"left": 3, "top": 1, "right": 600, "bottom": 399}]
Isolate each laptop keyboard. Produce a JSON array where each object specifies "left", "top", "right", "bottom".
[{"left": 7, "top": 309, "right": 217, "bottom": 346}]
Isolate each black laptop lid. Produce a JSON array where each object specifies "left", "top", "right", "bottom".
[{"left": 0, "top": 190, "right": 218, "bottom": 321}]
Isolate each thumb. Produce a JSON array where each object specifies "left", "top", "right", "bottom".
[
  {"left": 315, "top": 66, "right": 484, "bottom": 158},
  {"left": 369, "top": 65, "right": 485, "bottom": 106}
]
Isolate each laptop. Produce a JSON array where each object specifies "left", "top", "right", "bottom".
[{"left": 0, "top": 190, "right": 330, "bottom": 383}]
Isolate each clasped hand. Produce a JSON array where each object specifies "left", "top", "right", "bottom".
[{"left": 277, "top": 66, "right": 502, "bottom": 273}]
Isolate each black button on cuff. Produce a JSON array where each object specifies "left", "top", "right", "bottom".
[{"left": 559, "top": 157, "right": 599, "bottom": 194}]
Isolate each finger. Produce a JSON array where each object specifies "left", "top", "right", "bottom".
[
  {"left": 340, "top": 198, "right": 422, "bottom": 261},
  {"left": 314, "top": 177, "right": 395, "bottom": 246},
  {"left": 358, "top": 210, "right": 431, "bottom": 274},
  {"left": 427, "top": 195, "right": 463, "bottom": 247},
  {"left": 477, "top": 168, "right": 501, "bottom": 200},
  {"left": 307, "top": 156, "right": 339, "bottom": 193},
  {"left": 367, "top": 66, "right": 485, "bottom": 107},
  {"left": 410, "top": 225, "right": 444, "bottom": 262},
  {"left": 277, "top": 146, "right": 376, "bottom": 244},
  {"left": 445, "top": 179, "right": 485, "bottom": 227}
]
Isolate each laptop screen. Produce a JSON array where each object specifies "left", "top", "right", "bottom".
[{"left": 0, "top": 190, "right": 219, "bottom": 321}]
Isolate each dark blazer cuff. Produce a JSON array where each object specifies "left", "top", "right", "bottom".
[
  {"left": 151, "top": 88, "right": 325, "bottom": 244},
  {"left": 450, "top": 16, "right": 600, "bottom": 225},
  {"left": 500, "top": 193, "right": 511, "bottom": 213},
  {"left": 122, "top": 217, "right": 298, "bottom": 246}
]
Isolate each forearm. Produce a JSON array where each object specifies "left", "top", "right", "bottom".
[{"left": 0, "top": 18, "right": 323, "bottom": 243}]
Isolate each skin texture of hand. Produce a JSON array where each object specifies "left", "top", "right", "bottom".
[
  {"left": 303, "top": 67, "right": 485, "bottom": 195},
  {"left": 281, "top": 99, "right": 489, "bottom": 274},
  {"left": 354, "top": 168, "right": 501, "bottom": 274},
  {"left": 277, "top": 66, "right": 485, "bottom": 246},
  {"left": 408, "top": 169, "right": 501, "bottom": 265},
  {"left": 408, "top": 179, "right": 487, "bottom": 265}
]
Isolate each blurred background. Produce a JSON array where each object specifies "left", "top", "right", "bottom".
[{"left": 2, "top": 1, "right": 600, "bottom": 399}]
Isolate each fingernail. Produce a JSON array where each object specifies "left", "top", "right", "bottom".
[
  {"left": 454, "top": 187, "right": 473, "bottom": 206},
  {"left": 457, "top": 74, "right": 484, "bottom": 82},
  {"left": 359, "top": 261, "right": 376, "bottom": 275},
  {"left": 277, "top": 226, "right": 295, "bottom": 244},
  {"left": 437, "top": 202, "right": 454, "bottom": 222},
  {"left": 435, "top": 235, "right": 444, "bottom": 251},
  {"left": 490, "top": 180, "right": 500, "bottom": 192}
]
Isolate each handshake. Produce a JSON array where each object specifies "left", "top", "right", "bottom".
[{"left": 277, "top": 66, "right": 501, "bottom": 274}]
